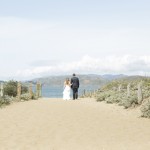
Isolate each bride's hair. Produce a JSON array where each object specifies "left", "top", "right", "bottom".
[{"left": 65, "top": 78, "right": 70, "bottom": 85}]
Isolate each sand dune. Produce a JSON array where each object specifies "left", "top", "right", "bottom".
[{"left": 0, "top": 98, "right": 150, "bottom": 150}]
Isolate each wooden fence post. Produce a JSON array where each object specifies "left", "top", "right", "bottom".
[
  {"left": 83, "top": 89, "right": 86, "bottom": 97},
  {"left": 127, "top": 83, "right": 130, "bottom": 97},
  {"left": 29, "top": 83, "right": 33, "bottom": 99},
  {"left": 17, "top": 82, "right": 21, "bottom": 100},
  {"left": 39, "top": 83, "right": 42, "bottom": 97},
  {"left": 36, "top": 82, "right": 41, "bottom": 98},
  {"left": 0, "top": 83, "right": 4, "bottom": 97},
  {"left": 137, "top": 82, "right": 143, "bottom": 104},
  {"left": 118, "top": 84, "right": 122, "bottom": 92}
]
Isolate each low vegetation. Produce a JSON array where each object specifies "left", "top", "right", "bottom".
[
  {"left": 20, "top": 93, "right": 38, "bottom": 101},
  {"left": 0, "top": 95, "right": 15, "bottom": 107},
  {"left": 88, "top": 76, "right": 150, "bottom": 118},
  {"left": 141, "top": 100, "right": 150, "bottom": 118},
  {"left": 0, "top": 80, "right": 39, "bottom": 107}
]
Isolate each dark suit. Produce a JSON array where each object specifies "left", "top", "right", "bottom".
[{"left": 71, "top": 76, "right": 79, "bottom": 100}]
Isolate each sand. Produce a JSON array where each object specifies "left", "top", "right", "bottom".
[{"left": 0, "top": 98, "right": 150, "bottom": 150}]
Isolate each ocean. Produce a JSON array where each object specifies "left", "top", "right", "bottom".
[{"left": 38, "top": 85, "right": 100, "bottom": 98}]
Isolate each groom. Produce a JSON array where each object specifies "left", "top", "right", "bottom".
[{"left": 71, "top": 73, "right": 80, "bottom": 100}]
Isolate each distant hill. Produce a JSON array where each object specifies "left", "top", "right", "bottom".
[
  {"left": 30, "top": 74, "right": 107, "bottom": 86},
  {"left": 0, "top": 74, "right": 145, "bottom": 87},
  {"left": 29, "top": 74, "right": 129, "bottom": 87},
  {"left": 0, "top": 81, "right": 5, "bottom": 83},
  {"left": 112, "top": 75, "right": 149, "bottom": 82},
  {"left": 101, "top": 74, "right": 128, "bottom": 80}
]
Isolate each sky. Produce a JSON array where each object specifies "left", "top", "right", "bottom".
[{"left": 0, "top": 0, "right": 150, "bottom": 80}]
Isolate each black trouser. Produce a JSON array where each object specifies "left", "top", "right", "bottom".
[{"left": 72, "top": 88, "right": 78, "bottom": 100}]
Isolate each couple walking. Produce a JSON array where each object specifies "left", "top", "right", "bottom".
[{"left": 63, "top": 73, "right": 79, "bottom": 100}]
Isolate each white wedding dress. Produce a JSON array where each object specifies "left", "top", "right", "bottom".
[{"left": 63, "top": 85, "right": 71, "bottom": 100}]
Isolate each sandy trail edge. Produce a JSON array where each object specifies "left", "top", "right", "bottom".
[{"left": 0, "top": 98, "right": 150, "bottom": 150}]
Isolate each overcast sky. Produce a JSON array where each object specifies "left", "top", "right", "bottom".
[{"left": 0, "top": 0, "right": 150, "bottom": 80}]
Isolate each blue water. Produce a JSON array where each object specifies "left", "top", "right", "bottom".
[{"left": 39, "top": 85, "right": 100, "bottom": 98}]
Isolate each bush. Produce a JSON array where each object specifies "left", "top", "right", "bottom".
[
  {"left": 97, "top": 95, "right": 106, "bottom": 102},
  {"left": 21, "top": 85, "right": 28, "bottom": 94},
  {"left": 0, "top": 95, "right": 14, "bottom": 107},
  {"left": 106, "top": 96, "right": 114, "bottom": 104},
  {"left": 31, "top": 93, "right": 38, "bottom": 100},
  {"left": 20, "top": 92, "right": 39, "bottom": 101},
  {"left": 121, "top": 95, "right": 138, "bottom": 109},
  {"left": 94, "top": 77, "right": 150, "bottom": 119},
  {"left": 4, "top": 81, "right": 29, "bottom": 97},
  {"left": 143, "top": 90, "right": 150, "bottom": 99},
  {"left": 21, "top": 93, "right": 31, "bottom": 101},
  {"left": 4, "top": 80, "right": 17, "bottom": 97},
  {"left": 141, "top": 100, "right": 150, "bottom": 118},
  {"left": 106, "top": 94, "right": 122, "bottom": 104},
  {"left": 96, "top": 91, "right": 111, "bottom": 102}
]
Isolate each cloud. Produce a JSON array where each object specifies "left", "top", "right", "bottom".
[
  {"left": 29, "top": 59, "right": 59, "bottom": 67},
  {"left": 1, "top": 17, "right": 150, "bottom": 80},
  {"left": 15, "top": 55, "right": 150, "bottom": 79}
]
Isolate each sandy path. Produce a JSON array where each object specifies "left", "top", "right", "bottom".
[{"left": 0, "top": 98, "right": 150, "bottom": 150}]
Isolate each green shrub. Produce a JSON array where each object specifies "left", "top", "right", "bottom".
[
  {"left": 95, "top": 77, "right": 150, "bottom": 118},
  {"left": 96, "top": 91, "right": 111, "bottom": 102},
  {"left": 106, "top": 95, "right": 120, "bottom": 104},
  {"left": 4, "top": 81, "right": 29, "bottom": 97},
  {"left": 20, "top": 92, "right": 38, "bottom": 101},
  {"left": 141, "top": 100, "right": 150, "bottom": 118},
  {"left": 21, "top": 93, "right": 30, "bottom": 101},
  {"left": 4, "top": 80, "right": 17, "bottom": 97},
  {"left": 21, "top": 85, "right": 28, "bottom": 94},
  {"left": 121, "top": 95, "right": 138, "bottom": 109},
  {"left": 106, "top": 97, "right": 114, "bottom": 104},
  {"left": 31, "top": 93, "right": 38, "bottom": 100},
  {"left": 97, "top": 95, "right": 106, "bottom": 102},
  {"left": 0, "top": 96, "right": 14, "bottom": 107},
  {"left": 143, "top": 90, "right": 150, "bottom": 99}
]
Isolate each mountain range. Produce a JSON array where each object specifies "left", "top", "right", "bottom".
[{"left": 30, "top": 74, "right": 128, "bottom": 86}]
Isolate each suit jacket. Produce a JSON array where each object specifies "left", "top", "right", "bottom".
[{"left": 71, "top": 76, "right": 79, "bottom": 89}]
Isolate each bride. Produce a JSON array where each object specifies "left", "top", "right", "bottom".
[{"left": 63, "top": 78, "right": 71, "bottom": 100}]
